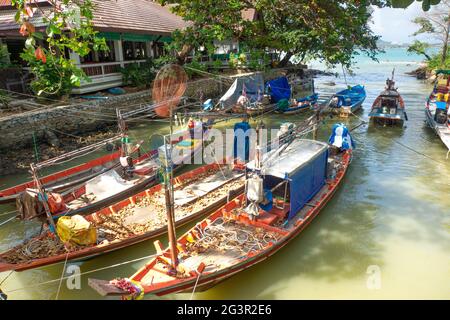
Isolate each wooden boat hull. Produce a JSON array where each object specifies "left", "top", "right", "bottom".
[
  {"left": 152, "top": 153, "right": 351, "bottom": 296},
  {"left": 425, "top": 105, "right": 450, "bottom": 151},
  {"left": 0, "top": 164, "right": 245, "bottom": 272},
  {"left": 369, "top": 113, "right": 405, "bottom": 126},
  {"left": 327, "top": 85, "right": 366, "bottom": 116},
  {"left": 45, "top": 150, "right": 159, "bottom": 219},
  {"left": 0, "top": 151, "right": 123, "bottom": 205},
  {"left": 231, "top": 104, "right": 276, "bottom": 116},
  {"left": 88, "top": 148, "right": 351, "bottom": 298},
  {"left": 369, "top": 92, "right": 406, "bottom": 127},
  {"left": 275, "top": 95, "right": 318, "bottom": 115}
]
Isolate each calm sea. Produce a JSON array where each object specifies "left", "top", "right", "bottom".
[{"left": 0, "top": 47, "right": 449, "bottom": 300}]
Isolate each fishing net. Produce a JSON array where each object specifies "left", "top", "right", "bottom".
[{"left": 152, "top": 64, "right": 188, "bottom": 118}]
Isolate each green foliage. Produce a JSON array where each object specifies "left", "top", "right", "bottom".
[
  {"left": 184, "top": 55, "right": 207, "bottom": 79},
  {"left": 391, "top": 0, "right": 441, "bottom": 11},
  {"left": 412, "top": 17, "right": 435, "bottom": 36},
  {"left": 407, "top": 40, "right": 432, "bottom": 60},
  {"left": 120, "top": 60, "right": 158, "bottom": 87},
  {"left": 0, "top": 45, "right": 11, "bottom": 68},
  {"left": 159, "top": 1, "right": 394, "bottom": 68},
  {"left": 12, "top": 0, "right": 108, "bottom": 97},
  {"left": 0, "top": 90, "right": 10, "bottom": 110},
  {"left": 410, "top": 1, "right": 450, "bottom": 68},
  {"left": 21, "top": 47, "right": 87, "bottom": 96},
  {"left": 426, "top": 52, "right": 450, "bottom": 70}
]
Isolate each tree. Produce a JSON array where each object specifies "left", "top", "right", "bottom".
[
  {"left": 409, "top": 0, "right": 450, "bottom": 66},
  {"left": 11, "top": 0, "right": 107, "bottom": 97},
  {"left": 407, "top": 40, "right": 432, "bottom": 60},
  {"left": 391, "top": 0, "right": 441, "bottom": 11},
  {"left": 160, "top": 1, "right": 394, "bottom": 68}
]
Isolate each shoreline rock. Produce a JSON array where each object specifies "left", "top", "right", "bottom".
[{"left": 0, "top": 125, "right": 118, "bottom": 176}]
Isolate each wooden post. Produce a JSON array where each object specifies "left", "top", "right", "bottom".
[
  {"left": 163, "top": 107, "right": 178, "bottom": 273},
  {"left": 30, "top": 163, "right": 58, "bottom": 237}
]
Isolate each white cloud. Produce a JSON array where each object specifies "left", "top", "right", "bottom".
[{"left": 370, "top": 2, "right": 427, "bottom": 44}]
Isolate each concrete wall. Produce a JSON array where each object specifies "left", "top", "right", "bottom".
[
  {"left": 0, "top": 67, "right": 312, "bottom": 152},
  {"left": 0, "top": 77, "right": 224, "bottom": 152}
]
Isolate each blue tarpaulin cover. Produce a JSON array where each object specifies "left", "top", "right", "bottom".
[
  {"left": 436, "top": 101, "right": 447, "bottom": 110},
  {"left": 233, "top": 121, "right": 252, "bottom": 161},
  {"left": 266, "top": 76, "right": 291, "bottom": 102},
  {"left": 247, "top": 139, "right": 328, "bottom": 220}
]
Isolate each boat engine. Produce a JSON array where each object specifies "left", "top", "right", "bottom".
[{"left": 435, "top": 108, "right": 448, "bottom": 124}]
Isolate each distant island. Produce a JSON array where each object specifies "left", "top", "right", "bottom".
[{"left": 377, "top": 39, "right": 440, "bottom": 49}]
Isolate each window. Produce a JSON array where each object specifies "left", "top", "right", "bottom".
[
  {"left": 80, "top": 40, "right": 115, "bottom": 63},
  {"left": 123, "top": 41, "right": 147, "bottom": 60}
]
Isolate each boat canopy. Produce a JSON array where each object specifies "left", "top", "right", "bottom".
[
  {"left": 336, "top": 85, "right": 366, "bottom": 106},
  {"left": 266, "top": 76, "right": 291, "bottom": 102},
  {"left": 247, "top": 139, "right": 328, "bottom": 219},
  {"left": 219, "top": 73, "right": 264, "bottom": 109},
  {"left": 436, "top": 69, "right": 450, "bottom": 75}
]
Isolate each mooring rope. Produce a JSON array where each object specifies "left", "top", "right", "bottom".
[
  {"left": 0, "top": 210, "right": 18, "bottom": 217},
  {"left": 4, "top": 253, "right": 159, "bottom": 294},
  {"left": 0, "top": 215, "right": 17, "bottom": 228},
  {"left": 55, "top": 252, "right": 69, "bottom": 300}
]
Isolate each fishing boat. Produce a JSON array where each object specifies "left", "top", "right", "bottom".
[
  {"left": 210, "top": 73, "right": 274, "bottom": 116},
  {"left": 425, "top": 70, "right": 450, "bottom": 154},
  {"left": 266, "top": 76, "right": 318, "bottom": 114},
  {"left": 0, "top": 163, "right": 245, "bottom": 272},
  {"left": 275, "top": 93, "right": 319, "bottom": 114},
  {"left": 328, "top": 85, "right": 366, "bottom": 115},
  {"left": 0, "top": 136, "right": 124, "bottom": 206},
  {"left": 369, "top": 75, "right": 407, "bottom": 126},
  {"left": 13, "top": 122, "right": 211, "bottom": 222},
  {"left": 88, "top": 126, "right": 354, "bottom": 298}
]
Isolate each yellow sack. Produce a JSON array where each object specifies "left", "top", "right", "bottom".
[
  {"left": 437, "top": 93, "right": 444, "bottom": 101},
  {"left": 57, "top": 215, "right": 97, "bottom": 246},
  {"left": 438, "top": 79, "right": 448, "bottom": 86},
  {"left": 445, "top": 93, "right": 449, "bottom": 102}
]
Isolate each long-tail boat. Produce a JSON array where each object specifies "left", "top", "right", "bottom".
[
  {"left": 0, "top": 163, "right": 245, "bottom": 272},
  {"left": 88, "top": 133, "right": 353, "bottom": 298},
  {"left": 18, "top": 124, "right": 209, "bottom": 219},
  {"left": 267, "top": 76, "right": 318, "bottom": 114},
  {"left": 425, "top": 69, "right": 450, "bottom": 154},
  {"left": 369, "top": 71, "right": 407, "bottom": 127},
  {"left": 328, "top": 85, "right": 366, "bottom": 115},
  {"left": 0, "top": 136, "right": 123, "bottom": 205}
]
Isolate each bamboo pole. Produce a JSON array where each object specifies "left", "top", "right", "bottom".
[
  {"left": 164, "top": 105, "right": 178, "bottom": 273},
  {"left": 30, "top": 163, "right": 58, "bottom": 238}
]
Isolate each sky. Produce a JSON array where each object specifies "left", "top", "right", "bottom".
[{"left": 370, "top": 2, "right": 427, "bottom": 44}]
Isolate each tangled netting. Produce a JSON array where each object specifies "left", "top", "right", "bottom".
[
  {"left": 152, "top": 64, "right": 188, "bottom": 118},
  {"left": 183, "top": 218, "right": 283, "bottom": 258}
]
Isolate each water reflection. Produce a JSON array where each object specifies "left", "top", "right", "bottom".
[{"left": 0, "top": 60, "right": 449, "bottom": 299}]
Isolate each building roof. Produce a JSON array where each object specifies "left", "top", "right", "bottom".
[
  {"left": 0, "top": 0, "right": 187, "bottom": 36},
  {"left": 91, "top": 0, "right": 186, "bottom": 36}
]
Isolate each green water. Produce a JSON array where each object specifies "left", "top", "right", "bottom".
[{"left": 1, "top": 49, "right": 449, "bottom": 299}]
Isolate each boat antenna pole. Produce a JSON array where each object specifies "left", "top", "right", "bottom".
[
  {"left": 117, "top": 108, "right": 128, "bottom": 158},
  {"left": 164, "top": 100, "right": 179, "bottom": 274},
  {"left": 341, "top": 64, "right": 349, "bottom": 88},
  {"left": 30, "top": 163, "right": 58, "bottom": 238}
]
